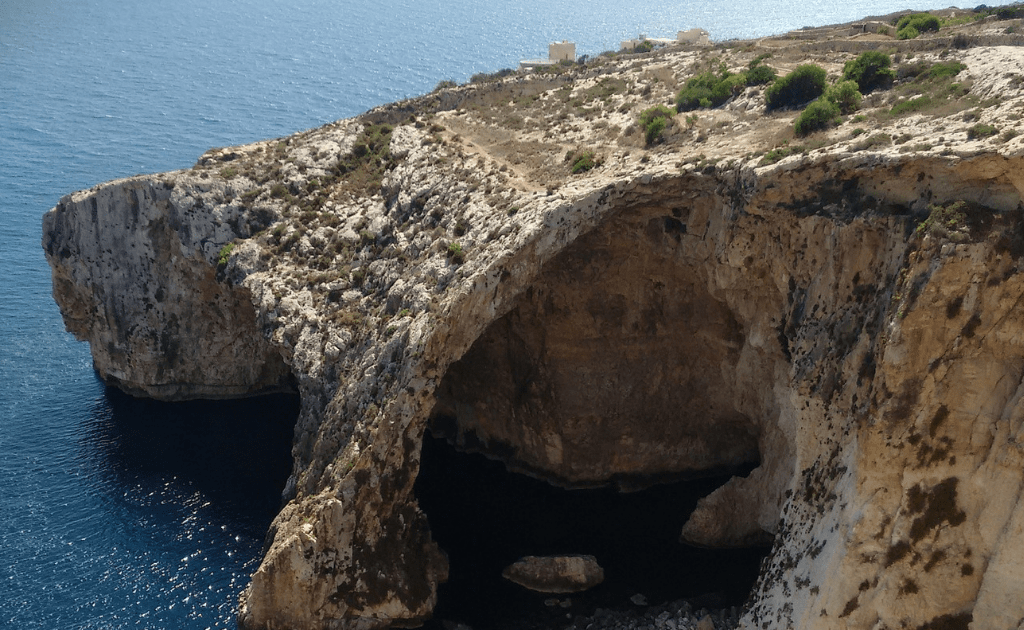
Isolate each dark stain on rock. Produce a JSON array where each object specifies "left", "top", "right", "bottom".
[
  {"left": 924, "top": 549, "right": 946, "bottom": 572},
  {"left": 929, "top": 406, "right": 949, "bottom": 438},
  {"left": 885, "top": 540, "right": 912, "bottom": 567},
  {"left": 839, "top": 595, "right": 859, "bottom": 617},
  {"left": 917, "top": 612, "right": 972, "bottom": 630},
  {"left": 945, "top": 296, "right": 963, "bottom": 319},
  {"left": 961, "top": 314, "right": 981, "bottom": 338},
  {"left": 885, "top": 378, "right": 922, "bottom": 426},
  {"left": 899, "top": 578, "right": 919, "bottom": 595},
  {"left": 908, "top": 478, "right": 967, "bottom": 542},
  {"left": 159, "top": 314, "right": 181, "bottom": 366}
]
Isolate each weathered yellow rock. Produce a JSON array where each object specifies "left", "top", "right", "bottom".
[{"left": 43, "top": 25, "right": 1024, "bottom": 630}]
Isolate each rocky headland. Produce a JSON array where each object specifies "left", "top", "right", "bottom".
[{"left": 44, "top": 7, "right": 1024, "bottom": 630}]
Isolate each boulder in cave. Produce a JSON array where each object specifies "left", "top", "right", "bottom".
[{"left": 501, "top": 555, "right": 605, "bottom": 593}]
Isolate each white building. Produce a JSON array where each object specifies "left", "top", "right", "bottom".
[
  {"left": 549, "top": 40, "right": 576, "bottom": 62},
  {"left": 677, "top": 28, "right": 711, "bottom": 46},
  {"left": 519, "top": 40, "right": 576, "bottom": 70},
  {"left": 621, "top": 34, "right": 674, "bottom": 51},
  {"left": 620, "top": 34, "right": 647, "bottom": 51}
]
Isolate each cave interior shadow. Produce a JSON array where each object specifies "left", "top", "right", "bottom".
[{"left": 414, "top": 431, "right": 769, "bottom": 630}]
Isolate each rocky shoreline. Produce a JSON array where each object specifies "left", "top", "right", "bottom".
[{"left": 45, "top": 7, "right": 1024, "bottom": 629}]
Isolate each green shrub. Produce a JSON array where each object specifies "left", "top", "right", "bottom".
[
  {"left": 746, "top": 64, "right": 777, "bottom": 86},
  {"left": 897, "top": 13, "right": 941, "bottom": 33},
  {"left": 916, "top": 200, "right": 968, "bottom": 238},
  {"left": 765, "top": 64, "right": 827, "bottom": 111},
  {"left": 446, "top": 242, "right": 465, "bottom": 264},
  {"left": 890, "top": 96, "right": 933, "bottom": 116},
  {"left": 842, "top": 51, "right": 895, "bottom": 93},
  {"left": 568, "top": 149, "right": 598, "bottom": 173},
  {"left": 853, "top": 133, "right": 893, "bottom": 151},
  {"left": 794, "top": 99, "right": 841, "bottom": 136},
  {"left": 676, "top": 72, "right": 720, "bottom": 110},
  {"left": 217, "top": 242, "right": 235, "bottom": 267},
  {"left": 350, "top": 268, "right": 367, "bottom": 286},
  {"left": 639, "top": 105, "right": 674, "bottom": 145},
  {"left": 328, "top": 123, "right": 395, "bottom": 194},
  {"left": 897, "top": 25, "right": 921, "bottom": 40},
  {"left": 997, "top": 5, "right": 1024, "bottom": 19},
  {"left": 967, "top": 123, "right": 999, "bottom": 139},
  {"left": 749, "top": 53, "right": 773, "bottom": 69},
  {"left": 470, "top": 68, "right": 514, "bottom": 84},
  {"left": 759, "top": 144, "right": 804, "bottom": 165},
  {"left": 824, "top": 80, "right": 863, "bottom": 114},
  {"left": 241, "top": 188, "right": 262, "bottom": 202},
  {"left": 676, "top": 69, "right": 748, "bottom": 111},
  {"left": 925, "top": 61, "right": 966, "bottom": 80},
  {"left": 644, "top": 118, "right": 667, "bottom": 145},
  {"left": 709, "top": 72, "right": 745, "bottom": 104}
]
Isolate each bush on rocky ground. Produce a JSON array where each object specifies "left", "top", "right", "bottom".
[
  {"left": 895, "top": 13, "right": 940, "bottom": 39},
  {"left": 823, "top": 80, "right": 863, "bottom": 114},
  {"left": 676, "top": 68, "right": 749, "bottom": 111},
  {"left": 746, "top": 64, "right": 777, "bottom": 86},
  {"left": 842, "top": 51, "right": 894, "bottom": 93},
  {"left": 565, "top": 148, "right": 600, "bottom": 173},
  {"left": 765, "top": 64, "right": 827, "bottom": 111},
  {"left": 794, "top": 98, "right": 841, "bottom": 136},
  {"left": 639, "top": 105, "right": 675, "bottom": 145}
]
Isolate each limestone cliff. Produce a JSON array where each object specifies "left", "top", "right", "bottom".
[{"left": 43, "top": 12, "right": 1024, "bottom": 630}]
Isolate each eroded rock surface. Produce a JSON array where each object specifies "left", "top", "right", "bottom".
[
  {"left": 43, "top": 177, "right": 292, "bottom": 399},
  {"left": 502, "top": 555, "right": 605, "bottom": 593},
  {"left": 43, "top": 17, "right": 1024, "bottom": 630}
]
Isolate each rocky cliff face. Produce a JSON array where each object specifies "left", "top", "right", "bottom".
[
  {"left": 43, "top": 176, "right": 292, "bottom": 399},
  {"left": 43, "top": 15, "right": 1024, "bottom": 630}
]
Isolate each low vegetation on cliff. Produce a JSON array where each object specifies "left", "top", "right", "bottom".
[{"left": 177, "top": 4, "right": 1024, "bottom": 346}]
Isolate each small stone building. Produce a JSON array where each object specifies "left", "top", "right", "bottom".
[
  {"left": 548, "top": 40, "right": 576, "bottom": 62},
  {"left": 677, "top": 28, "right": 710, "bottom": 45},
  {"left": 520, "top": 40, "right": 576, "bottom": 70}
]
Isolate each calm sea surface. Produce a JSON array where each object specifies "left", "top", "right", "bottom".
[{"left": 1, "top": 0, "right": 951, "bottom": 626}]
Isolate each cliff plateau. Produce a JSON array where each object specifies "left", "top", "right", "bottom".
[{"left": 44, "top": 12, "right": 1024, "bottom": 630}]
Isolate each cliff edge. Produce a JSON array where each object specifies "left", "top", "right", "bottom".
[{"left": 44, "top": 10, "right": 1024, "bottom": 630}]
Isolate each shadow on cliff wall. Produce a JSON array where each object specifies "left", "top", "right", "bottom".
[
  {"left": 415, "top": 432, "right": 769, "bottom": 629},
  {"left": 78, "top": 384, "right": 299, "bottom": 523}
]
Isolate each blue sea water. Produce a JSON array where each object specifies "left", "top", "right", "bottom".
[{"left": 1, "top": 0, "right": 952, "bottom": 627}]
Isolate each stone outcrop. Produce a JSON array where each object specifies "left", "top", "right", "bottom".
[
  {"left": 502, "top": 555, "right": 605, "bottom": 593},
  {"left": 43, "top": 14, "right": 1024, "bottom": 630},
  {"left": 43, "top": 176, "right": 292, "bottom": 400}
]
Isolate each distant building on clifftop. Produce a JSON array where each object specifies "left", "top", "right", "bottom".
[
  {"left": 519, "top": 40, "right": 576, "bottom": 71},
  {"left": 621, "top": 28, "right": 710, "bottom": 51},
  {"left": 548, "top": 40, "right": 576, "bottom": 62},
  {"left": 677, "top": 28, "right": 711, "bottom": 45}
]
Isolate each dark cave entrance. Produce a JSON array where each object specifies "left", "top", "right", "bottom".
[{"left": 414, "top": 431, "right": 769, "bottom": 630}]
